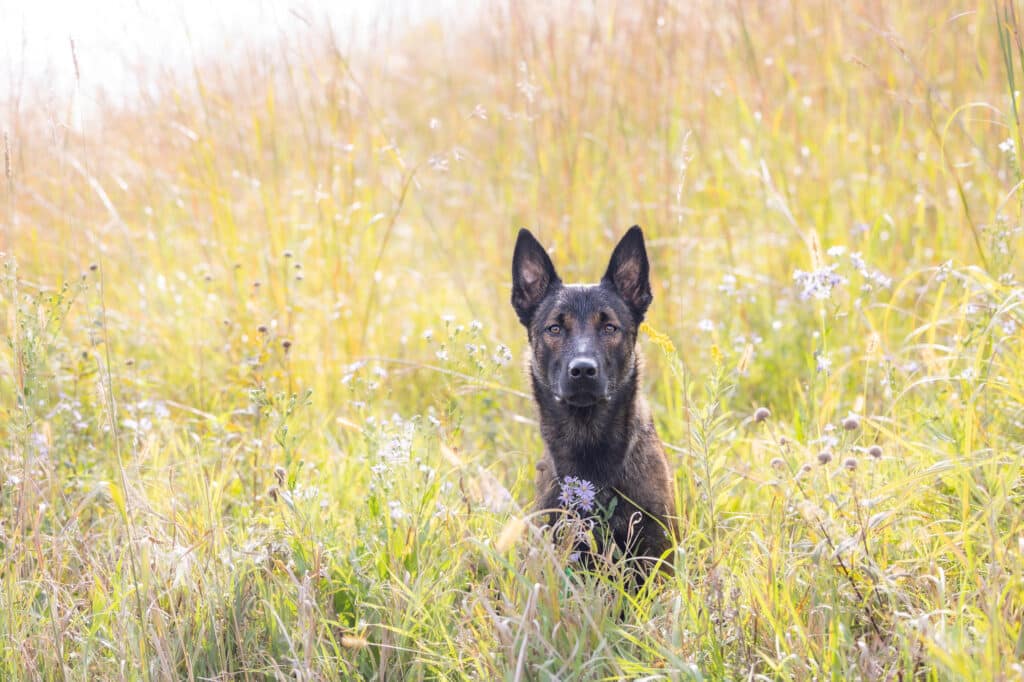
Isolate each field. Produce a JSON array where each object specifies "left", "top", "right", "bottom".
[{"left": 2, "top": 0, "right": 1024, "bottom": 679}]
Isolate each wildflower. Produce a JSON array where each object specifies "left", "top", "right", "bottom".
[
  {"left": 867, "top": 445, "right": 883, "bottom": 459},
  {"left": 283, "top": 250, "right": 293, "bottom": 259},
  {"left": 770, "top": 457, "right": 786, "bottom": 471},
  {"left": 793, "top": 265, "right": 845, "bottom": 300},
  {"left": 697, "top": 318, "right": 715, "bottom": 332},
  {"left": 999, "top": 137, "right": 1016, "bottom": 155},
  {"left": 273, "top": 465, "right": 286, "bottom": 485},
  {"left": 281, "top": 339, "right": 292, "bottom": 352},
  {"left": 428, "top": 154, "right": 449, "bottom": 172},
  {"left": 558, "top": 476, "right": 597, "bottom": 514},
  {"left": 843, "top": 457, "right": 858, "bottom": 471},
  {"left": 817, "top": 451, "right": 833, "bottom": 465},
  {"left": 493, "top": 344, "right": 513, "bottom": 366},
  {"left": 753, "top": 407, "right": 771, "bottom": 423},
  {"left": 842, "top": 414, "right": 861, "bottom": 431},
  {"left": 815, "top": 352, "right": 832, "bottom": 374}
]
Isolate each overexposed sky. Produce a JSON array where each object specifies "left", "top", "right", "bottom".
[{"left": 1, "top": 0, "right": 469, "bottom": 105}]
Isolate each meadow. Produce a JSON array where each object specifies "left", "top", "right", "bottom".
[{"left": 2, "top": 0, "right": 1023, "bottom": 678}]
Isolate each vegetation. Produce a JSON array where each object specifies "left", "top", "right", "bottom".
[{"left": 2, "top": 1, "right": 1023, "bottom": 678}]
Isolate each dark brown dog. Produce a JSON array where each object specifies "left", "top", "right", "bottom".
[{"left": 511, "top": 226, "right": 677, "bottom": 574}]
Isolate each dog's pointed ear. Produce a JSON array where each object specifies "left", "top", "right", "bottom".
[
  {"left": 602, "top": 225, "right": 652, "bottom": 322},
  {"left": 511, "top": 228, "right": 560, "bottom": 327}
]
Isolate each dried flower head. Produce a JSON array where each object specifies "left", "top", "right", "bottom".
[
  {"left": 842, "top": 415, "right": 861, "bottom": 431},
  {"left": 843, "top": 457, "right": 858, "bottom": 471},
  {"left": 770, "top": 457, "right": 786, "bottom": 471},
  {"left": 495, "top": 516, "right": 527, "bottom": 553},
  {"left": 868, "top": 445, "right": 883, "bottom": 459},
  {"left": 754, "top": 407, "right": 771, "bottom": 423},
  {"left": 273, "top": 465, "right": 287, "bottom": 485},
  {"left": 817, "top": 451, "right": 833, "bottom": 465},
  {"left": 340, "top": 635, "right": 369, "bottom": 650}
]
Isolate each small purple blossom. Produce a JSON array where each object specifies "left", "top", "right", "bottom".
[
  {"left": 815, "top": 351, "right": 832, "bottom": 375},
  {"left": 793, "top": 265, "right": 845, "bottom": 300},
  {"left": 558, "top": 476, "right": 597, "bottom": 513}
]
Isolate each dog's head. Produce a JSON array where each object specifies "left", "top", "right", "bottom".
[{"left": 511, "top": 227, "right": 652, "bottom": 409}]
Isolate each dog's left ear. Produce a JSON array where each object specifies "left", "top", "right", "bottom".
[{"left": 602, "top": 225, "right": 652, "bottom": 322}]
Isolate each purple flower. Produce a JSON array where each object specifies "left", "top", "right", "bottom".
[
  {"left": 793, "top": 265, "right": 845, "bottom": 301},
  {"left": 558, "top": 476, "right": 597, "bottom": 513}
]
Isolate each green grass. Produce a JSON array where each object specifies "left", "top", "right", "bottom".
[{"left": 2, "top": 0, "right": 1024, "bottom": 678}]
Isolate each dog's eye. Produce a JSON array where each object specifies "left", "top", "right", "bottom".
[
  {"left": 603, "top": 323, "right": 618, "bottom": 335},
  {"left": 546, "top": 324, "right": 561, "bottom": 335}
]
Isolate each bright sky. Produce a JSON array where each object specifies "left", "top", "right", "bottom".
[{"left": 1, "top": 0, "right": 467, "bottom": 106}]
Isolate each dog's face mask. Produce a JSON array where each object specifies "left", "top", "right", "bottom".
[{"left": 511, "top": 227, "right": 652, "bottom": 410}]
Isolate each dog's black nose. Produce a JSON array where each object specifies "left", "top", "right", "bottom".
[{"left": 568, "top": 357, "right": 599, "bottom": 379}]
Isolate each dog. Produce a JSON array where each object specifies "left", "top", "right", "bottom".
[{"left": 511, "top": 226, "right": 677, "bottom": 575}]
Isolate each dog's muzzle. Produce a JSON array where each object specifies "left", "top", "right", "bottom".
[{"left": 560, "top": 356, "right": 608, "bottom": 407}]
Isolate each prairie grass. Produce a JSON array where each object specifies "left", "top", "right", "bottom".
[{"left": 2, "top": 0, "right": 1024, "bottom": 679}]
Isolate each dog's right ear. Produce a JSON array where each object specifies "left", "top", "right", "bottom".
[{"left": 511, "top": 228, "right": 560, "bottom": 327}]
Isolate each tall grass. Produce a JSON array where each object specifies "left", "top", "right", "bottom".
[{"left": 2, "top": 0, "right": 1023, "bottom": 678}]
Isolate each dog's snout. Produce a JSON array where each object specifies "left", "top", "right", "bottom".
[{"left": 568, "top": 357, "right": 599, "bottom": 379}]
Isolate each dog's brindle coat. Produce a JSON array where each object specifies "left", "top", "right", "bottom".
[{"left": 511, "top": 226, "right": 677, "bottom": 571}]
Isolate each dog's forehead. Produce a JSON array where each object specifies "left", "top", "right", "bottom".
[{"left": 540, "top": 283, "right": 626, "bottom": 320}]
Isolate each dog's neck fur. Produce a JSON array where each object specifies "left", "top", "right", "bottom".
[{"left": 531, "top": 355, "right": 644, "bottom": 485}]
